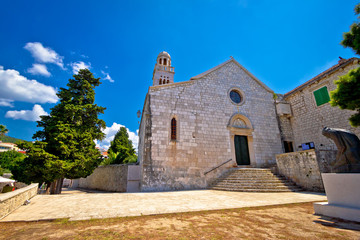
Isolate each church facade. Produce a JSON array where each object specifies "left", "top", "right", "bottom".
[
  {"left": 138, "top": 52, "right": 283, "bottom": 191},
  {"left": 138, "top": 52, "right": 360, "bottom": 192}
]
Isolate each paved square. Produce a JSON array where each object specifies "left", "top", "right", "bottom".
[{"left": 1, "top": 190, "right": 327, "bottom": 221}]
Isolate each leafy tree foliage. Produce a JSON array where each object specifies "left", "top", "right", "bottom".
[
  {"left": 331, "top": 3, "right": 360, "bottom": 127},
  {"left": 0, "top": 124, "right": 8, "bottom": 136},
  {"left": 342, "top": 5, "right": 360, "bottom": 55},
  {"left": 0, "top": 135, "right": 27, "bottom": 144},
  {"left": 11, "top": 69, "right": 106, "bottom": 193},
  {"left": 108, "top": 127, "right": 137, "bottom": 164},
  {"left": 0, "top": 149, "right": 25, "bottom": 172},
  {"left": 10, "top": 141, "right": 62, "bottom": 185},
  {"left": 101, "top": 151, "right": 118, "bottom": 166},
  {"left": 330, "top": 68, "right": 360, "bottom": 127}
]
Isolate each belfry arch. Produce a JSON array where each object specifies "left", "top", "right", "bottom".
[{"left": 227, "top": 113, "right": 255, "bottom": 166}]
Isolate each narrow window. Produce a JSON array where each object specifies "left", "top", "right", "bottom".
[
  {"left": 159, "top": 79, "right": 162, "bottom": 85},
  {"left": 163, "top": 58, "right": 167, "bottom": 65},
  {"left": 313, "top": 86, "right": 330, "bottom": 106},
  {"left": 171, "top": 118, "right": 176, "bottom": 140},
  {"left": 163, "top": 80, "right": 166, "bottom": 84},
  {"left": 167, "top": 80, "right": 169, "bottom": 83}
]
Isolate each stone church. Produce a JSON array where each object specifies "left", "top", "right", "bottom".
[
  {"left": 138, "top": 52, "right": 284, "bottom": 191},
  {"left": 138, "top": 52, "right": 359, "bottom": 192}
]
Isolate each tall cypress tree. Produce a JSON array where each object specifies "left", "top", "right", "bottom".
[
  {"left": 15, "top": 69, "right": 106, "bottom": 194},
  {"left": 108, "top": 127, "right": 137, "bottom": 164}
]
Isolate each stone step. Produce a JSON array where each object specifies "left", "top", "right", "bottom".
[
  {"left": 211, "top": 187, "right": 301, "bottom": 192},
  {"left": 214, "top": 180, "right": 294, "bottom": 185},
  {"left": 214, "top": 183, "right": 296, "bottom": 188},
  {"left": 210, "top": 187, "right": 302, "bottom": 192},
  {"left": 226, "top": 175, "right": 279, "bottom": 178},
  {"left": 216, "top": 178, "right": 292, "bottom": 182},
  {"left": 217, "top": 175, "right": 286, "bottom": 179},
  {"left": 212, "top": 183, "right": 301, "bottom": 188},
  {"left": 214, "top": 182, "right": 296, "bottom": 187},
  {"left": 209, "top": 167, "right": 302, "bottom": 192},
  {"left": 219, "top": 175, "right": 285, "bottom": 180}
]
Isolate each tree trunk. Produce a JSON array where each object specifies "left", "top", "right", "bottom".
[
  {"left": 50, "top": 181, "right": 56, "bottom": 194},
  {"left": 49, "top": 178, "right": 65, "bottom": 194},
  {"left": 55, "top": 178, "right": 64, "bottom": 194}
]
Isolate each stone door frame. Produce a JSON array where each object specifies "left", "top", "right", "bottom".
[{"left": 227, "top": 113, "right": 255, "bottom": 167}]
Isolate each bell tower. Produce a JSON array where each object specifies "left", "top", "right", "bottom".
[{"left": 152, "top": 51, "right": 175, "bottom": 86}]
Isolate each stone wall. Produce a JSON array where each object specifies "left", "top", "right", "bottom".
[
  {"left": 74, "top": 165, "right": 140, "bottom": 192},
  {"left": 276, "top": 150, "right": 326, "bottom": 191},
  {"left": 0, "top": 183, "right": 38, "bottom": 219},
  {"left": 140, "top": 60, "right": 283, "bottom": 191},
  {"left": 284, "top": 59, "right": 360, "bottom": 152},
  {"left": 278, "top": 115, "right": 294, "bottom": 142}
]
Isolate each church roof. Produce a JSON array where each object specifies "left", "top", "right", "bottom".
[
  {"left": 284, "top": 57, "right": 359, "bottom": 98},
  {"left": 190, "top": 57, "right": 274, "bottom": 93}
]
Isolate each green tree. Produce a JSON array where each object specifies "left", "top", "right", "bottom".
[
  {"left": 330, "top": 3, "right": 360, "bottom": 127},
  {"left": 0, "top": 124, "right": 8, "bottom": 136},
  {"left": 0, "top": 149, "right": 25, "bottom": 172},
  {"left": 330, "top": 68, "right": 360, "bottom": 127},
  {"left": 341, "top": 4, "right": 360, "bottom": 55},
  {"left": 10, "top": 141, "right": 62, "bottom": 192},
  {"left": 108, "top": 127, "right": 137, "bottom": 164},
  {"left": 12, "top": 69, "right": 106, "bottom": 194},
  {"left": 100, "top": 151, "right": 118, "bottom": 166}
]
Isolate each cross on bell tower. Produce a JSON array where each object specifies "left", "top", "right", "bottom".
[{"left": 152, "top": 51, "right": 175, "bottom": 86}]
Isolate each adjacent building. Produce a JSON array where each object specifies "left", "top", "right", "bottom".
[{"left": 0, "top": 142, "right": 19, "bottom": 152}]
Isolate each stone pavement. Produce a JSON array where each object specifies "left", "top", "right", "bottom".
[{"left": 1, "top": 189, "right": 327, "bottom": 221}]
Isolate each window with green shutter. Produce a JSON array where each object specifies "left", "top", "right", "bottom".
[{"left": 313, "top": 86, "right": 330, "bottom": 106}]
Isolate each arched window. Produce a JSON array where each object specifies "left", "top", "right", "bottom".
[
  {"left": 163, "top": 80, "right": 166, "bottom": 84},
  {"left": 167, "top": 80, "right": 169, "bottom": 83},
  {"left": 171, "top": 118, "right": 176, "bottom": 140},
  {"left": 163, "top": 58, "right": 167, "bottom": 65}
]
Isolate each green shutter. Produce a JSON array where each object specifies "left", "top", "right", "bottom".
[{"left": 314, "top": 86, "right": 330, "bottom": 106}]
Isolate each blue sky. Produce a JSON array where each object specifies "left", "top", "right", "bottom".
[{"left": 0, "top": 0, "right": 358, "bottom": 149}]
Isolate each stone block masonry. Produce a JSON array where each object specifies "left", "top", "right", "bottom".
[
  {"left": 0, "top": 183, "right": 38, "bottom": 219},
  {"left": 284, "top": 60, "right": 360, "bottom": 151},
  {"left": 140, "top": 60, "right": 283, "bottom": 191},
  {"left": 73, "top": 165, "right": 140, "bottom": 192},
  {"left": 276, "top": 149, "right": 328, "bottom": 192}
]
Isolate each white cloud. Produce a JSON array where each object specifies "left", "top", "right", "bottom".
[
  {"left": 70, "top": 61, "right": 91, "bottom": 74},
  {"left": 27, "top": 63, "right": 51, "bottom": 77},
  {"left": 96, "top": 122, "right": 139, "bottom": 151},
  {"left": 5, "top": 104, "right": 48, "bottom": 121},
  {"left": 101, "top": 70, "right": 114, "bottom": 83},
  {"left": 0, "top": 66, "right": 58, "bottom": 103},
  {"left": 0, "top": 98, "right": 14, "bottom": 107},
  {"left": 24, "top": 42, "right": 64, "bottom": 68}
]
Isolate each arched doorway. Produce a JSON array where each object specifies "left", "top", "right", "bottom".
[{"left": 227, "top": 114, "right": 254, "bottom": 166}]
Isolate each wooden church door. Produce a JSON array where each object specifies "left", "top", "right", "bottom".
[{"left": 234, "top": 135, "right": 250, "bottom": 165}]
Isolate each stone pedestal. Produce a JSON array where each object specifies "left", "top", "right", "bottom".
[{"left": 314, "top": 173, "right": 360, "bottom": 222}]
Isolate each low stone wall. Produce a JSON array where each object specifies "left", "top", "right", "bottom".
[
  {"left": 72, "top": 165, "right": 140, "bottom": 192},
  {"left": 0, "top": 183, "right": 38, "bottom": 219},
  {"left": 276, "top": 150, "right": 325, "bottom": 192}
]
